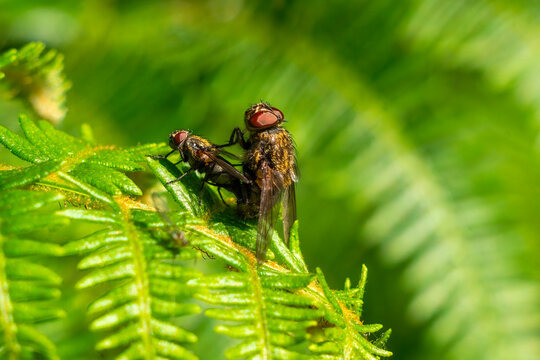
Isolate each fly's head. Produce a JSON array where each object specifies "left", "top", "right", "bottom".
[{"left": 244, "top": 102, "right": 284, "bottom": 132}]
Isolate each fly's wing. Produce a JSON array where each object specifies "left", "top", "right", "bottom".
[
  {"left": 256, "top": 162, "right": 282, "bottom": 263},
  {"left": 152, "top": 192, "right": 169, "bottom": 213},
  {"left": 283, "top": 148, "right": 299, "bottom": 244},
  {"left": 217, "top": 148, "right": 242, "bottom": 161},
  {"left": 282, "top": 184, "right": 296, "bottom": 244},
  {"left": 202, "top": 148, "right": 251, "bottom": 183}
]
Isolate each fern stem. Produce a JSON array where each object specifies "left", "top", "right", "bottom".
[
  {"left": 119, "top": 200, "right": 155, "bottom": 359},
  {"left": 0, "top": 233, "right": 20, "bottom": 360},
  {"left": 247, "top": 259, "right": 271, "bottom": 359}
]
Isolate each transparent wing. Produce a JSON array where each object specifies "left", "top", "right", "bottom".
[
  {"left": 256, "top": 162, "right": 280, "bottom": 263},
  {"left": 216, "top": 148, "right": 242, "bottom": 161},
  {"left": 202, "top": 149, "right": 250, "bottom": 183},
  {"left": 282, "top": 184, "right": 296, "bottom": 244}
]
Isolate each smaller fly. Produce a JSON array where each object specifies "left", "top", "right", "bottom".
[
  {"left": 150, "top": 130, "right": 251, "bottom": 204},
  {"left": 222, "top": 102, "right": 298, "bottom": 262}
]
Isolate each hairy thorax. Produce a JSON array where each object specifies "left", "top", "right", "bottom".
[{"left": 246, "top": 127, "right": 296, "bottom": 188}]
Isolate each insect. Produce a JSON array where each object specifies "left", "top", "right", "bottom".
[
  {"left": 150, "top": 130, "right": 251, "bottom": 204},
  {"left": 221, "top": 102, "right": 298, "bottom": 262},
  {"left": 151, "top": 192, "right": 188, "bottom": 250},
  {"left": 151, "top": 192, "right": 216, "bottom": 261}
]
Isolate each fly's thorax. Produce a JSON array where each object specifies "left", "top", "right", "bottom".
[
  {"left": 246, "top": 127, "right": 296, "bottom": 188},
  {"left": 186, "top": 135, "right": 212, "bottom": 149},
  {"left": 183, "top": 136, "right": 214, "bottom": 167}
]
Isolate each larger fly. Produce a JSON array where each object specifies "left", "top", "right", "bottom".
[{"left": 223, "top": 102, "right": 298, "bottom": 262}]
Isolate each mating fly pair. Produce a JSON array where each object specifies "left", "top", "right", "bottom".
[{"left": 153, "top": 102, "right": 298, "bottom": 263}]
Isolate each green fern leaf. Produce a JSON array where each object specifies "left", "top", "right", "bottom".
[
  {"left": 0, "top": 114, "right": 168, "bottom": 197},
  {"left": 0, "top": 159, "right": 62, "bottom": 190},
  {"left": 0, "top": 189, "right": 67, "bottom": 360},
  {"left": 0, "top": 42, "right": 70, "bottom": 124},
  {"left": 148, "top": 157, "right": 392, "bottom": 360},
  {"left": 308, "top": 267, "right": 391, "bottom": 360},
  {"left": 0, "top": 103, "right": 392, "bottom": 359},
  {"left": 58, "top": 182, "right": 203, "bottom": 359},
  {"left": 150, "top": 12, "right": 539, "bottom": 359}
]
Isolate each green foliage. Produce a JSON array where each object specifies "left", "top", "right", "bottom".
[
  {"left": 0, "top": 43, "right": 391, "bottom": 360},
  {"left": 60, "top": 207, "right": 202, "bottom": 359},
  {"left": 143, "top": 158, "right": 392, "bottom": 359},
  {"left": 0, "top": 113, "right": 167, "bottom": 198},
  {"left": 0, "top": 42, "right": 70, "bottom": 123},
  {"left": 2, "top": 1, "right": 539, "bottom": 358},
  {"left": 308, "top": 267, "right": 391, "bottom": 360},
  {"left": 0, "top": 189, "right": 67, "bottom": 359}
]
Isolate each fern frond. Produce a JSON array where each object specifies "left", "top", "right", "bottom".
[
  {"left": 1, "top": 116, "right": 204, "bottom": 358},
  {"left": 0, "top": 114, "right": 168, "bottom": 198},
  {"left": 0, "top": 42, "right": 70, "bottom": 124},
  {"left": 148, "top": 157, "right": 392, "bottom": 360},
  {"left": 146, "top": 10, "right": 539, "bottom": 359},
  {"left": 191, "top": 267, "right": 319, "bottom": 359},
  {"left": 1, "top": 108, "right": 391, "bottom": 359},
  {"left": 59, "top": 187, "right": 203, "bottom": 359},
  {"left": 0, "top": 189, "right": 66, "bottom": 360},
  {"left": 0, "top": 159, "right": 62, "bottom": 190},
  {"left": 308, "top": 267, "right": 391, "bottom": 360}
]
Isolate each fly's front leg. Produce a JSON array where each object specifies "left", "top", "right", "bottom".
[
  {"left": 147, "top": 149, "right": 175, "bottom": 160},
  {"left": 198, "top": 173, "right": 212, "bottom": 205},
  {"left": 217, "top": 127, "right": 249, "bottom": 149}
]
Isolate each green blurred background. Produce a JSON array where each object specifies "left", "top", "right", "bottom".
[{"left": 1, "top": 1, "right": 539, "bottom": 359}]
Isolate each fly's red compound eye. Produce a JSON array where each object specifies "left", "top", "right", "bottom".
[
  {"left": 250, "top": 111, "right": 279, "bottom": 128},
  {"left": 175, "top": 131, "right": 188, "bottom": 144},
  {"left": 270, "top": 107, "right": 284, "bottom": 120},
  {"left": 171, "top": 130, "right": 188, "bottom": 145}
]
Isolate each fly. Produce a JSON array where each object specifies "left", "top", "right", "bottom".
[
  {"left": 150, "top": 130, "right": 251, "bottom": 204},
  {"left": 221, "top": 102, "right": 298, "bottom": 262}
]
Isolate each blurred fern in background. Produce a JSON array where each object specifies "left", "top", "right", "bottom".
[{"left": 0, "top": 1, "right": 539, "bottom": 359}]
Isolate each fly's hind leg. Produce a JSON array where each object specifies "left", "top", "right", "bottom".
[
  {"left": 200, "top": 179, "right": 230, "bottom": 207},
  {"left": 216, "top": 187, "right": 230, "bottom": 207},
  {"left": 198, "top": 177, "right": 207, "bottom": 206}
]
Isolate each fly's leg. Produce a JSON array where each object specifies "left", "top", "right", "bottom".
[
  {"left": 166, "top": 168, "right": 194, "bottom": 184},
  {"left": 198, "top": 173, "right": 211, "bottom": 205},
  {"left": 216, "top": 127, "right": 249, "bottom": 149},
  {"left": 147, "top": 149, "right": 175, "bottom": 160},
  {"left": 216, "top": 187, "right": 230, "bottom": 207},
  {"left": 206, "top": 178, "right": 229, "bottom": 206}
]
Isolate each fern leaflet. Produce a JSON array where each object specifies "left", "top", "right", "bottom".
[{"left": 0, "top": 189, "right": 66, "bottom": 360}]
